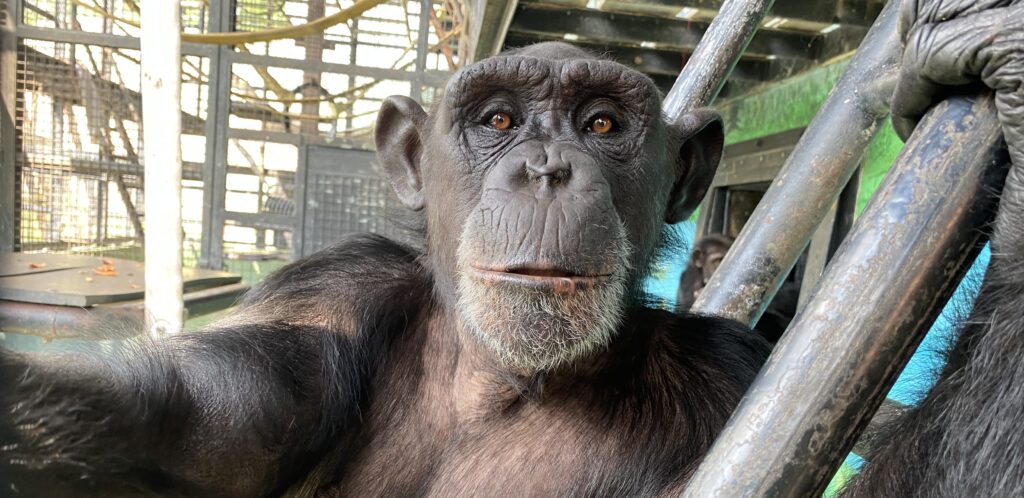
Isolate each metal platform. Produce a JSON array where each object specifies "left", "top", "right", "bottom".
[{"left": 0, "top": 253, "right": 248, "bottom": 339}]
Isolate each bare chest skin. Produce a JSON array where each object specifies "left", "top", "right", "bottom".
[{"left": 311, "top": 316, "right": 705, "bottom": 498}]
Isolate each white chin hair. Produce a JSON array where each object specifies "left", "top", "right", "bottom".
[{"left": 455, "top": 231, "right": 632, "bottom": 372}]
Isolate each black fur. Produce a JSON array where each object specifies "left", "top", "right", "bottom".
[
  {"left": 0, "top": 235, "right": 429, "bottom": 497},
  {"left": 1, "top": 43, "right": 769, "bottom": 497},
  {"left": 842, "top": 253, "right": 1024, "bottom": 497},
  {"left": 0, "top": 233, "right": 769, "bottom": 496}
]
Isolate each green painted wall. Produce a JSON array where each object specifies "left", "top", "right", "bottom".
[{"left": 714, "top": 55, "right": 905, "bottom": 216}]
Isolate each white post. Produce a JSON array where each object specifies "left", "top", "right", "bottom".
[{"left": 141, "top": 0, "right": 184, "bottom": 335}]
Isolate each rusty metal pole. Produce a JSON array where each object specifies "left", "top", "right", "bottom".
[
  {"left": 662, "top": 0, "right": 775, "bottom": 118},
  {"left": 682, "top": 94, "right": 1008, "bottom": 497},
  {"left": 690, "top": 0, "right": 901, "bottom": 324}
]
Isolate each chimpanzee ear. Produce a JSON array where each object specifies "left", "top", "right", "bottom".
[
  {"left": 665, "top": 109, "right": 724, "bottom": 224},
  {"left": 375, "top": 95, "right": 428, "bottom": 211},
  {"left": 691, "top": 248, "right": 705, "bottom": 268}
]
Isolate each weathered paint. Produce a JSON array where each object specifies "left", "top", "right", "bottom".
[
  {"left": 715, "top": 56, "right": 906, "bottom": 218},
  {"left": 718, "top": 58, "right": 852, "bottom": 145},
  {"left": 684, "top": 93, "right": 1008, "bottom": 498},
  {"left": 692, "top": 0, "right": 902, "bottom": 326}
]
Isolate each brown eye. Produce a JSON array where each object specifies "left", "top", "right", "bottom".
[
  {"left": 590, "top": 115, "right": 614, "bottom": 134},
  {"left": 489, "top": 112, "right": 513, "bottom": 130}
]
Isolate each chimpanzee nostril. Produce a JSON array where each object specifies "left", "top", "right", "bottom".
[{"left": 525, "top": 151, "right": 572, "bottom": 186}]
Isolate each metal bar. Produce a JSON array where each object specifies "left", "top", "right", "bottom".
[
  {"left": 795, "top": 166, "right": 859, "bottom": 309},
  {"left": 503, "top": 35, "right": 785, "bottom": 82},
  {"left": 663, "top": 0, "right": 775, "bottom": 117},
  {"left": 0, "top": 0, "right": 17, "bottom": 251},
  {"left": 141, "top": 0, "right": 184, "bottom": 335},
  {"left": 293, "top": 143, "right": 309, "bottom": 259},
  {"left": 412, "top": 0, "right": 431, "bottom": 102},
  {"left": 229, "top": 50, "right": 449, "bottom": 84},
  {"left": 225, "top": 211, "right": 296, "bottom": 231},
  {"left": 509, "top": 4, "right": 820, "bottom": 61},
  {"left": 690, "top": 0, "right": 901, "bottom": 323},
  {"left": 465, "top": 0, "right": 518, "bottom": 64},
  {"left": 226, "top": 127, "right": 373, "bottom": 148},
  {"left": 0, "top": 283, "right": 248, "bottom": 339},
  {"left": 682, "top": 94, "right": 1008, "bottom": 497},
  {"left": 199, "top": 0, "right": 232, "bottom": 270},
  {"left": 0, "top": 300, "right": 143, "bottom": 340},
  {"left": 634, "top": 0, "right": 879, "bottom": 26},
  {"left": 14, "top": 24, "right": 215, "bottom": 56},
  {"left": 300, "top": 0, "right": 326, "bottom": 136}
]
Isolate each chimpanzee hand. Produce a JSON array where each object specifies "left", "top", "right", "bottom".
[{"left": 892, "top": 0, "right": 1024, "bottom": 255}]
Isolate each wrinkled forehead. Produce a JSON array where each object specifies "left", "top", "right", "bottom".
[{"left": 442, "top": 55, "right": 661, "bottom": 114}]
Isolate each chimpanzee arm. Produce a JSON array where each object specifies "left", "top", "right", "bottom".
[{"left": 0, "top": 234, "right": 426, "bottom": 497}]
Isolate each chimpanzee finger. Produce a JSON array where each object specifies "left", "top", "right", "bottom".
[
  {"left": 891, "top": 8, "right": 1008, "bottom": 140},
  {"left": 990, "top": 91, "right": 1024, "bottom": 258},
  {"left": 899, "top": 0, "right": 1016, "bottom": 41}
]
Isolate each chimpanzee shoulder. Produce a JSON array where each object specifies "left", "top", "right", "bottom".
[
  {"left": 624, "top": 309, "right": 770, "bottom": 416},
  {"left": 243, "top": 233, "right": 428, "bottom": 306},
  {"left": 235, "top": 233, "right": 433, "bottom": 334},
  {"left": 675, "top": 312, "right": 771, "bottom": 378},
  {"left": 590, "top": 308, "right": 768, "bottom": 399},
  {"left": 642, "top": 308, "right": 769, "bottom": 381}
]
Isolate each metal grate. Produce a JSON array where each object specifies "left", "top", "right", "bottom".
[
  {"left": 7, "top": 0, "right": 460, "bottom": 286},
  {"left": 299, "top": 146, "right": 394, "bottom": 255},
  {"left": 306, "top": 174, "right": 393, "bottom": 252},
  {"left": 21, "top": 0, "right": 208, "bottom": 35},
  {"left": 14, "top": 38, "right": 208, "bottom": 263}
]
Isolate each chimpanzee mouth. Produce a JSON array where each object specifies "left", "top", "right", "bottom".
[{"left": 468, "top": 263, "right": 611, "bottom": 293}]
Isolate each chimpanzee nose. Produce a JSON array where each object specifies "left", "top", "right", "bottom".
[{"left": 525, "top": 143, "right": 572, "bottom": 186}]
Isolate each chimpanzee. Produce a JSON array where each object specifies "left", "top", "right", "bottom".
[
  {"left": 676, "top": 234, "right": 734, "bottom": 313},
  {"left": 0, "top": 42, "right": 771, "bottom": 496},
  {"left": 676, "top": 234, "right": 798, "bottom": 342},
  {"left": 4, "top": 0, "right": 1023, "bottom": 494}
]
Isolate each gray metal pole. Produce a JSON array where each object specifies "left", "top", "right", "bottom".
[
  {"left": 0, "top": 0, "right": 18, "bottom": 252},
  {"left": 690, "top": 0, "right": 901, "bottom": 324},
  {"left": 663, "top": 0, "right": 775, "bottom": 118},
  {"left": 682, "top": 94, "right": 1008, "bottom": 497},
  {"left": 412, "top": 0, "right": 432, "bottom": 103},
  {"left": 199, "top": 0, "right": 231, "bottom": 270}
]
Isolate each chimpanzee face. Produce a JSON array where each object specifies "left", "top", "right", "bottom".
[{"left": 376, "top": 42, "right": 723, "bottom": 372}]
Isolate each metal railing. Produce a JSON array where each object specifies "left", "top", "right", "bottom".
[{"left": 664, "top": 0, "right": 1010, "bottom": 494}]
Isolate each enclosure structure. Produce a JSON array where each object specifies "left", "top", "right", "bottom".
[
  {"left": 0, "top": 0, "right": 1007, "bottom": 494},
  {"left": 0, "top": 0, "right": 459, "bottom": 288},
  {"left": 0, "top": 0, "right": 890, "bottom": 291}
]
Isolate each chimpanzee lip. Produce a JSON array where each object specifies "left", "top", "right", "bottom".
[{"left": 468, "top": 263, "right": 610, "bottom": 292}]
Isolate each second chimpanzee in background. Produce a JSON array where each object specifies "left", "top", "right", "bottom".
[{"left": 676, "top": 234, "right": 798, "bottom": 342}]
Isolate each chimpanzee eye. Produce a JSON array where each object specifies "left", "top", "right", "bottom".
[
  {"left": 488, "top": 112, "right": 514, "bottom": 130},
  {"left": 588, "top": 114, "right": 616, "bottom": 134}
]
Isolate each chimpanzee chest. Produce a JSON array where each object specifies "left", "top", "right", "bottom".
[{"left": 322, "top": 400, "right": 689, "bottom": 497}]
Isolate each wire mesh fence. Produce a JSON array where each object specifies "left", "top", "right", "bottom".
[{"left": 6, "top": 0, "right": 462, "bottom": 287}]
